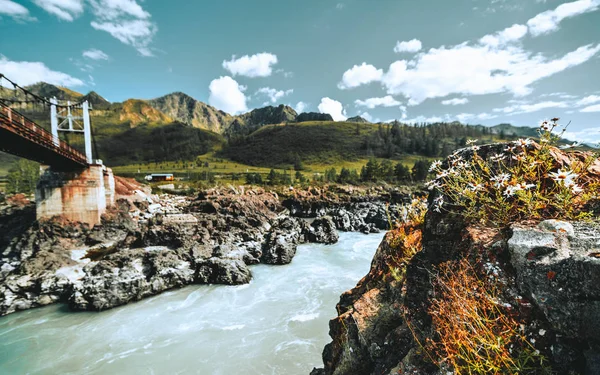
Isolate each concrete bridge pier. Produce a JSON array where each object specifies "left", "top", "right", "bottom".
[{"left": 36, "top": 163, "right": 115, "bottom": 227}]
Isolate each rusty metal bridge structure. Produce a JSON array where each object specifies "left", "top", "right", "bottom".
[
  {"left": 0, "top": 103, "right": 88, "bottom": 169},
  {"left": 0, "top": 73, "right": 92, "bottom": 169},
  {"left": 0, "top": 73, "right": 115, "bottom": 226}
]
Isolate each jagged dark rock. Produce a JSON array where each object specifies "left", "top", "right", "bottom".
[
  {"left": 313, "top": 145, "right": 600, "bottom": 375},
  {"left": 306, "top": 217, "right": 339, "bottom": 244},
  {"left": 0, "top": 186, "right": 404, "bottom": 315},
  {"left": 296, "top": 112, "right": 334, "bottom": 122}
]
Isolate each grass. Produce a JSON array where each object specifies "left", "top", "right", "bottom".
[
  {"left": 223, "top": 121, "right": 383, "bottom": 167},
  {"left": 111, "top": 150, "right": 436, "bottom": 184}
]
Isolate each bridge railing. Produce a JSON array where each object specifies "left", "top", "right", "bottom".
[{"left": 0, "top": 103, "right": 87, "bottom": 166}]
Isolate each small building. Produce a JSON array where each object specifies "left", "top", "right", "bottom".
[{"left": 144, "top": 173, "right": 174, "bottom": 182}]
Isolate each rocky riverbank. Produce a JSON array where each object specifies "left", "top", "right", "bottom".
[
  {"left": 0, "top": 182, "right": 414, "bottom": 316},
  {"left": 311, "top": 144, "right": 600, "bottom": 375}
]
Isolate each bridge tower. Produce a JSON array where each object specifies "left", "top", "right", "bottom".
[{"left": 36, "top": 99, "right": 115, "bottom": 226}]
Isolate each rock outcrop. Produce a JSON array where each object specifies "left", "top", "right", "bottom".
[
  {"left": 2, "top": 185, "right": 402, "bottom": 315},
  {"left": 312, "top": 144, "right": 600, "bottom": 375}
]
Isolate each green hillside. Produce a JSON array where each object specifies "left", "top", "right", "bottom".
[
  {"left": 94, "top": 122, "right": 225, "bottom": 166},
  {"left": 222, "top": 120, "right": 517, "bottom": 168},
  {"left": 223, "top": 121, "right": 380, "bottom": 167}
]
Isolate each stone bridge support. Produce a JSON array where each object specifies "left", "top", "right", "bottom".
[{"left": 36, "top": 163, "right": 115, "bottom": 227}]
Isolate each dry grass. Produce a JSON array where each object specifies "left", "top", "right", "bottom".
[{"left": 428, "top": 259, "right": 551, "bottom": 375}]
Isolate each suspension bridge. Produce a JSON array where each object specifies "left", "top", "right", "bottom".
[{"left": 0, "top": 74, "right": 115, "bottom": 226}]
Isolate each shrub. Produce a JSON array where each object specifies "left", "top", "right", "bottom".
[{"left": 427, "top": 118, "right": 599, "bottom": 226}]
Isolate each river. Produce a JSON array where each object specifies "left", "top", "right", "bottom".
[{"left": 0, "top": 232, "right": 384, "bottom": 375}]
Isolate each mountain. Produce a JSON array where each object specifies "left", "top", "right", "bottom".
[
  {"left": 226, "top": 105, "right": 297, "bottom": 137},
  {"left": 25, "top": 82, "right": 83, "bottom": 101},
  {"left": 148, "top": 92, "right": 233, "bottom": 133},
  {"left": 82, "top": 91, "right": 111, "bottom": 109},
  {"left": 347, "top": 116, "right": 371, "bottom": 123},
  {"left": 296, "top": 112, "right": 334, "bottom": 122},
  {"left": 489, "top": 123, "right": 540, "bottom": 138},
  {"left": 112, "top": 99, "right": 173, "bottom": 127}
]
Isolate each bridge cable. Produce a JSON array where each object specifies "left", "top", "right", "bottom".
[{"left": 0, "top": 73, "right": 87, "bottom": 109}]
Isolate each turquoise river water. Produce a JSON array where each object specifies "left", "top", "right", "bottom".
[{"left": 0, "top": 232, "right": 384, "bottom": 375}]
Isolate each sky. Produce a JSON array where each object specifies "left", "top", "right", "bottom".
[{"left": 0, "top": 0, "right": 599, "bottom": 142}]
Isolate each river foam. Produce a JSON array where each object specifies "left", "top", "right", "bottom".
[{"left": 0, "top": 232, "right": 384, "bottom": 375}]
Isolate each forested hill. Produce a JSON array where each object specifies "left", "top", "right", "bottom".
[{"left": 222, "top": 120, "right": 526, "bottom": 168}]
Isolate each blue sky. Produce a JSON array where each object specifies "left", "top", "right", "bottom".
[{"left": 1, "top": 0, "right": 599, "bottom": 141}]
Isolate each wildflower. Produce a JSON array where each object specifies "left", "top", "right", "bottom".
[
  {"left": 539, "top": 120, "right": 550, "bottom": 131},
  {"left": 490, "top": 153, "right": 505, "bottom": 162},
  {"left": 466, "top": 139, "right": 477, "bottom": 145},
  {"left": 568, "top": 183, "right": 583, "bottom": 194},
  {"left": 468, "top": 183, "right": 484, "bottom": 192},
  {"left": 433, "top": 196, "right": 444, "bottom": 212},
  {"left": 471, "top": 145, "right": 480, "bottom": 151},
  {"left": 491, "top": 173, "right": 511, "bottom": 188},
  {"left": 450, "top": 156, "right": 464, "bottom": 166},
  {"left": 504, "top": 145, "right": 516, "bottom": 152},
  {"left": 504, "top": 185, "right": 520, "bottom": 197},
  {"left": 549, "top": 169, "right": 578, "bottom": 185},
  {"left": 456, "top": 161, "right": 470, "bottom": 169},
  {"left": 426, "top": 180, "right": 442, "bottom": 191},
  {"left": 429, "top": 160, "right": 442, "bottom": 172},
  {"left": 512, "top": 154, "right": 526, "bottom": 162},
  {"left": 514, "top": 138, "right": 533, "bottom": 148},
  {"left": 437, "top": 170, "right": 449, "bottom": 179}
]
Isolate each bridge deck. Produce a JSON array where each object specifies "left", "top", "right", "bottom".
[{"left": 0, "top": 104, "right": 87, "bottom": 169}]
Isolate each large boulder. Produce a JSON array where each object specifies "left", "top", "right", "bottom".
[
  {"left": 261, "top": 217, "right": 307, "bottom": 265},
  {"left": 306, "top": 216, "right": 339, "bottom": 244},
  {"left": 195, "top": 258, "right": 252, "bottom": 285},
  {"left": 508, "top": 220, "right": 600, "bottom": 373}
]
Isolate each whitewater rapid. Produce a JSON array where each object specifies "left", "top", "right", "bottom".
[{"left": 0, "top": 232, "right": 384, "bottom": 375}]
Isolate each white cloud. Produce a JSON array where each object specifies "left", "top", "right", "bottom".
[
  {"left": 89, "top": 0, "right": 150, "bottom": 20},
  {"left": 563, "top": 127, "right": 600, "bottom": 143},
  {"left": 456, "top": 112, "right": 498, "bottom": 122},
  {"left": 339, "top": 2, "right": 600, "bottom": 105},
  {"left": 256, "top": 87, "right": 293, "bottom": 103},
  {"left": 479, "top": 24, "right": 528, "bottom": 47},
  {"left": 0, "top": 55, "right": 84, "bottom": 87},
  {"left": 394, "top": 39, "right": 422, "bottom": 53},
  {"left": 359, "top": 112, "right": 373, "bottom": 122},
  {"left": 318, "top": 97, "right": 347, "bottom": 121},
  {"left": 406, "top": 115, "right": 446, "bottom": 124},
  {"left": 32, "top": 0, "right": 83, "bottom": 21},
  {"left": 222, "top": 53, "right": 278, "bottom": 78},
  {"left": 355, "top": 95, "right": 401, "bottom": 109},
  {"left": 89, "top": 0, "right": 156, "bottom": 56},
  {"left": 295, "top": 101, "right": 308, "bottom": 113},
  {"left": 0, "top": 0, "right": 34, "bottom": 20},
  {"left": 492, "top": 100, "right": 569, "bottom": 115},
  {"left": 580, "top": 104, "right": 600, "bottom": 112},
  {"left": 576, "top": 95, "right": 600, "bottom": 106},
  {"left": 382, "top": 43, "right": 600, "bottom": 104},
  {"left": 399, "top": 105, "right": 407, "bottom": 120},
  {"left": 82, "top": 48, "right": 109, "bottom": 60},
  {"left": 527, "top": 0, "right": 600, "bottom": 37},
  {"left": 208, "top": 76, "right": 248, "bottom": 115},
  {"left": 338, "top": 63, "right": 383, "bottom": 89},
  {"left": 441, "top": 98, "right": 469, "bottom": 106},
  {"left": 91, "top": 19, "right": 156, "bottom": 56}
]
